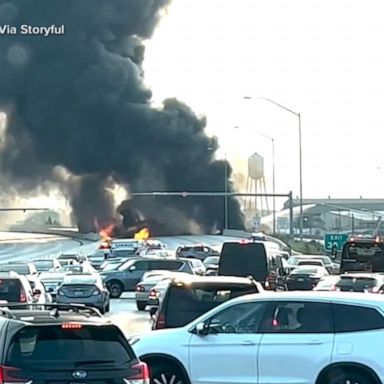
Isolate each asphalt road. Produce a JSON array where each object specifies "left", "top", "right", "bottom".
[{"left": 0, "top": 231, "right": 244, "bottom": 336}]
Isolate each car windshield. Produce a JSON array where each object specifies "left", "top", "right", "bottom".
[
  {"left": 110, "top": 249, "right": 136, "bottom": 258},
  {"left": 203, "top": 257, "right": 220, "bottom": 266},
  {"left": 63, "top": 275, "right": 97, "bottom": 285},
  {"left": 0, "top": 279, "right": 21, "bottom": 302},
  {"left": 336, "top": 277, "right": 378, "bottom": 290},
  {"left": 0, "top": 264, "right": 30, "bottom": 274},
  {"left": 33, "top": 260, "right": 54, "bottom": 270},
  {"left": 291, "top": 267, "right": 320, "bottom": 274},
  {"left": 5, "top": 325, "right": 133, "bottom": 367}
]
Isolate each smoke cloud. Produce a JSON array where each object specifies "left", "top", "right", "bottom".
[{"left": 0, "top": 0, "right": 244, "bottom": 235}]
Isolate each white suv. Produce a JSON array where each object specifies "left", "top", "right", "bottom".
[{"left": 131, "top": 291, "right": 384, "bottom": 384}]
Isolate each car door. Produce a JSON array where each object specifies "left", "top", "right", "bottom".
[
  {"left": 258, "top": 300, "right": 334, "bottom": 384},
  {"left": 189, "top": 301, "right": 267, "bottom": 384},
  {"left": 123, "top": 260, "right": 150, "bottom": 290}
]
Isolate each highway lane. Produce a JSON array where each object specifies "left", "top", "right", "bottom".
[
  {"left": 0, "top": 231, "right": 247, "bottom": 336},
  {"left": 0, "top": 232, "right": 86, "bottom": 262},
  {"left": 107, "top": 294, "right": 152, "bottom": 336}
]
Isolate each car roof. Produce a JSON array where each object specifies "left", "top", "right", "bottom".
[
  {"left": 2, "top": 309, "right": 111, "bottom": 326},
  {"left": 339, "top": 273, "right": 384, "bottom": 278},
  {"left": 169, "top": 275, "right": 256, "bottom": 285},
  {"left": 226, "top": 290, "right": 384, "bottom": 306}
]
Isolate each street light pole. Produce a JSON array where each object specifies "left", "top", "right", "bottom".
[{"left": 243, "top": 96, "right": 303, "bottom": 240}]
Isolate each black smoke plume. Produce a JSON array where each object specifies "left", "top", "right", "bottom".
[{"left": 0, "top": 0, "right": 245, "bottom": 235}]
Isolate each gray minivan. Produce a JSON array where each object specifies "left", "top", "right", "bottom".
[{"left": 100, "top": 257, "right": 200, "bottom": 298}]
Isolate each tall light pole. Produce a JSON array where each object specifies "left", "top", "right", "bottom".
[
  {"left": 243, "top": 96, "right": 303, "bottom": 240},
  {"left": 234, "top": 126, "right": 276, "bottom": 233}
]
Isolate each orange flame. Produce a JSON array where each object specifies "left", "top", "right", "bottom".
[
  {"left": 134, "top": 227, "right": 150, "bottom": 240},
  {"left": 94, "top": 218, "right": 115, "bottom": 249}
]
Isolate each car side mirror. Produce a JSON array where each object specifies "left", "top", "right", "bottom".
[
  {"left": 128, "top": 265, "right": 137, "bottom": 272},
  {"left": 195, "top": 322, "right": 209, "bottom": 336},
  {"left": 33, "top": 289, "right": 42, "bottom": 296}
]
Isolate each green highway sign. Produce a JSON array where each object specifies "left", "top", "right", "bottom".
[{"left": 324, "top": 233, "right": 348, "bottom": 252}]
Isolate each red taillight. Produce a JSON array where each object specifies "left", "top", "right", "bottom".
[
  {"left": 149, "top": 289, "right": 160, "bottom": 298},
  {"left": 19, "top": 288, "right": 26, "bottom": 303},
  {"left": 61, "top": 323, "right": 83, "bottom": 329},
  {"left": 125, "top": 362, "right": 149, "bottom": 384},
  {"left": 153, "top": 313, "right": 165, "bottom": 330},
  {"left": 136, "top": 285, "right": 145, "bottom": 292},
  {"left": 0, "top": 365, "right": 29, "bottom": 383}
]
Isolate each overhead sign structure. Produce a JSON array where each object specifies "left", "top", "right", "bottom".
[{"left": 324, "top": 233, "right": 348, "bottom": 252}]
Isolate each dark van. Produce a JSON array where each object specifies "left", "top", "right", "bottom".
[{"left": 217, "top": 240, "right": 288, "bottom": 289}]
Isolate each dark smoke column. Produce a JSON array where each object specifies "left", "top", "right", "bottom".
[{"left": 0, "top": 0, "right": 245, "bottom": 234}]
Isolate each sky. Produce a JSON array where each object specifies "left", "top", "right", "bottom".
[{"left": 143, "top": 0, "right": 384, "bottom": 202}]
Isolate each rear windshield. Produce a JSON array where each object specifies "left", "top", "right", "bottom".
[
  {"left": 164, "top": 283, "right": 257, "bottom": 327},
  {"left": 218, "top": 243, "right": 268, "bottom": 281},
  {"left": 0, "top": 279, "right": 21, "bottom": 302},
  {"left": 33, "top": 261, "right": 53, "bottom": 271},
  {"left": 0, "top": 265, "right": 29, "bottom": 274},
  {"left": 6, "top": 325, "right": 133, "bottom": 367},
  {"left": 336, "top": 277, "right": 377, "bottom": 290},
  {"left": 291, "top": 267, "right": 320, "bottom": 274}
]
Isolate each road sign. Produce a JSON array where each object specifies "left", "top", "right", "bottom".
[
  {"left": 252, "top": 216, "right": 261, "bottom": 231},
  {"left": 324, "top": 233, "right": 348, "bottom": 252}
]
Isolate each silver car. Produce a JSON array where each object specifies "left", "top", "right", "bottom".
[
  {"left": 56, "top": 273, "right": 110, "bottom": 314},
  {"left": 39, "top": 272, "right": 67, "bottom": 302},
  {"left": 135, "top": 272, "right": 180, "bottom": 311}
]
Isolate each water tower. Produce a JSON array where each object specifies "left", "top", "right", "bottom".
[{"left": 246, "top": 152, "right": 269, "bottom": 214}]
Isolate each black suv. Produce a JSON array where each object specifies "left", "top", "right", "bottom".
[
  {"left": 152, "top": 275, "right": 263, "bottom": 330},
  {"left": 0, "top": 303, "right": 148, "bottom": 383}
]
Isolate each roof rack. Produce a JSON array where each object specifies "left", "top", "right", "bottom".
[{"left": 1, "top": 303, "right": 103, "bottom": 318}]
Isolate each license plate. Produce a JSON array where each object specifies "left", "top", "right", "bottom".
[
  {"left": 74, "top": 291, "right": 83, "bottom": 296},
  {"left": 297, "top": 278, "right": 305, "bottom": 282}
]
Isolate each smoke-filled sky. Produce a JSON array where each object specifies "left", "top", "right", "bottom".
[{"left": 0, "top": 0, "right": 244, "bottom": 234}]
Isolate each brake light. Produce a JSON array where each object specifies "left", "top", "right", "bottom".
[
  {"left": 0, "top": 365, "right": 30, "bottom": 383},
  {"left": 239, "top": 239, "right": 249, "bottom": 245},
  {"left": 153, "top": 313, "right": 165, "bottom": 330},
  {"left": 125, "top": 362, "right": 149, "bottom": 384},
  {"left": 61, "top": 323, "right": 83, "bottom": 329},
  {"left": 149, "top": 289, "right": 160, "bottom": 298},
  {"left": 19, "top": 288, "right": 26, "bottom": 303},
  {"left": 136, "top": 285, "right": 145, "bottom": 292}
]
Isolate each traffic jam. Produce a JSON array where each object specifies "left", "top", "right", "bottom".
[{"left": 0, "top": 231, "right": 383, "bottom": 383}]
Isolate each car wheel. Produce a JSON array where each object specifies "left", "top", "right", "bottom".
[
  {"left": 99, "top": 306, "right": 105, "bottom": 315},
  {"left": 107, "top": 281, "right": 123, "bottom": 298},
  {"left": 150, "top": 364, "right": 188, "bottom": 384},
  {"left": 325, "top": 370, "right": 376, "bottom": 384},
  {"left": 105, "top": 301, "right": 110, "bottom": 312},
  {"left": 136, "top": 301, "right": 147, "bottom": 311}
]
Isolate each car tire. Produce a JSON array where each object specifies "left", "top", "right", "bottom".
[
  {"left": 324, "top": 370, "right": 376, "bottom": 384},
  {"left": 105, "top": 301, "right": 110, "bottom": 313},
  {"left": 99, "top": 306, "right": 105, "bottom": 315},
  {"left": 107, "top": 280, "right": 123, "bottom": 298},
  {"left": 136, "top": 301, "right": 146, "bottom": 311},
  {"left": 150, "top": 364, "right": 188, "bottom": 384}
]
